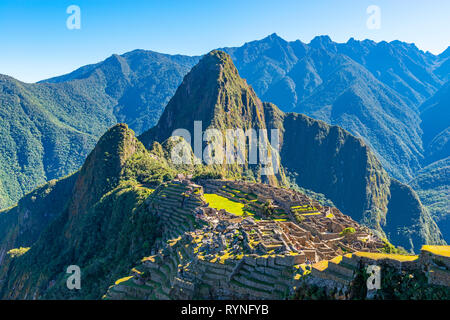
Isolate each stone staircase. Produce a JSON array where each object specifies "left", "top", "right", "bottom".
[{"left": 146, "top": 180, "right": 205, "bottom": 242}]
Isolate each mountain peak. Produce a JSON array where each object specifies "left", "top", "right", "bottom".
[
  {"left": 68, "top": 123, "right": 143, "bottom": 217},
  {"left": 199, "top": 50, "right": 238, "bottom": 74},
  {"left": 262, "top": 32, "right": 284, "bottom": 41},
  {"left": 140, "top": 50, "right": 264, "bottom": 145},
  {"left": 309, "top": 35, "right": 337, "bottom": 52},
  {"left": 208, "top": 49, "right": 233, "bottom": 61},
  {"left": 94, "top": 123, "right": 138, "bottom": 161},
  {"left": 139, "top": 50, "right": 278, "bottom": 183},
  {"left": 310, "top": 35, "right": 333, "bottom": 44}
]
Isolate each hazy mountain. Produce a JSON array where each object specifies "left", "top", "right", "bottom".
[
  {"left": 436, "top": 47, "right": 450, "bottom": 81},
  {"left": 43, "top": 51, "right": 199, "bottom": 134},
  {"left": 0, "top": 74, "right": 113, "bottom": 208},
  {"left": 221, "top": 34, "right": 446, "bottom": 181}
]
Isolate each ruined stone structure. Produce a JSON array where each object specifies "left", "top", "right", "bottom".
[
  {"left": 104, "top": 177, "right": 450, "bottom": 300},
  {"left": 419, "top": 246, "right": 450, "bottom": 287}
]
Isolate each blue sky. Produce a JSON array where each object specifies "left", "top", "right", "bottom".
[{"left": 0, "top": 0, "right": 449, "bottom": 83}]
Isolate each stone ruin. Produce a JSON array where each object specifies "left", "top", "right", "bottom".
[
  {"left": 198, "top": 179, "right": 386, "bottom": 261},
  {"left": 104, "top": 178, "right": 449, "bottom": 300}
]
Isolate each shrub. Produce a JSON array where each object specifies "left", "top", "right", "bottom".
[{"left": 340, "top": 227, "right": 356, "bottom": 236}]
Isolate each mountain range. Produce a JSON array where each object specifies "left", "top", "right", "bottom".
[
  {"left": 0, "top": 51, "right": 446, "bottom": 299},
  {"left": 0, "top": 53, "right": 197, "bottom": 208},
  {"left": 0, "top": 34, "right": 448, "bottom": 243}
]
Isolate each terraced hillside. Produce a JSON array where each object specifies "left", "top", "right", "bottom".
[
  {"left": 297, "top": 246, "right": 450, "bottom": 300},
  {"left": 105, "top": 176, "right": 390, "bottom": 300},
  {"left": 146, "top": 180, "right": 206, "bottom": 245}
]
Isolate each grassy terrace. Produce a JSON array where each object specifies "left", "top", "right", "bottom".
[
  {"left": 115, "top": 276, "right": 134, "bottom": 285},
  {"left": 220, "top": 186, "right": 257, "bottom": 199},
  {"left": 354, "top": 252, "right": 419, "bottom": 262},
  {"left": 312, "top": 260, "right": 329, "bottom": 271},
  {"left": 291, "top": 205, "right": 320, "bottom": 215},
  {"left": 421, "top": 245, "right": 450, "bottom": 257},
  {"left": 204, "top": 193, "right": 251, "bottom": 216},
  {"left": 205, "top": 186, "right": 289, "bottom": 221}
]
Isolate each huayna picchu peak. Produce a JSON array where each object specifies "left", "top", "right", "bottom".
[
  {"left": 0, "top": 42, "right": 449, "bottom": 301},
  {"left": 140, "top": 50, "right": 268, "bottom": 146}
]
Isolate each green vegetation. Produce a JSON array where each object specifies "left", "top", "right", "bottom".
[
  {"left": 0, "top": 125, "right": 164, "bottom": 299},
  {"left": 262, "top": 200, "right": 275, "bottom": 217},
  {"left": 379, "top": 240, "right": 408, "bottom": 255},
  {"left": 409, "top": 158, "right": 449, "bottom": 243},
  {"left": 121, "top": 151, "right": 176, "bottom": 186},
  {"left": 7, "top": 247, "right": 30, "bottom": 258},
  {"left": 340, "top": 227, "right": 356, "bottom": 236},
  {"left": 385, "top": 179, "right": 445, "bottom": 252},
  {"left": 0, "top": 74, "right": 112, "bottom": 209},
  {"left": 0, "top": 172, "right": 78, "bottom": 265},
  {"left": 285, "top": 171, "right": 336, "bottom": 207},
  {"left": 294, "top": 213, "right": 305, "bottom": 224},
  {"left": 351, "top": 265, "right": 450, "bottom": 300},
  {"left": 204, "top": 193, "right": 251, "bottom": 217}
]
